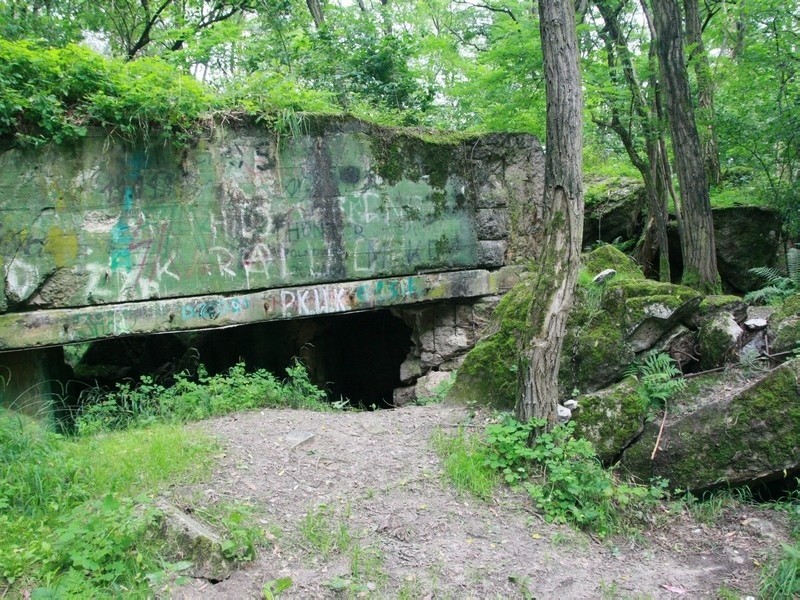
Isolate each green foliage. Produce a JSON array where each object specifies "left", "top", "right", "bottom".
[
  {"left": 0, "top": 409, "right": 213, "bottom": 594},
  {"left": 299, "top": 504, "right": 352, "bottom": 559},
  {"left": 744, "top": 248, "right": 800, "bottom": 305},
  {"left": 521, "top": 420, "right": 665, "bottom": 536},
  {"left": 625, "top": 353, "right": 687, "bottom": 410},
  {"left": 192, "top": 502, "right": 267, "bottom": 562},
  {"left": 483, "top": 416, "right": 536, "bottom": 487},
  {"left": 75, "top": 360, "right": 330, "bottom": 435},
  {"left": 0, "top": 39, "right": 213, "bottom": 146},
  {"left": 761, "top": 542, "right": 800, "bottom": 599}
]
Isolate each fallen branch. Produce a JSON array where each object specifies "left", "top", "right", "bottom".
[{"left": 651, "top": 405, "right": 667, "bottom": 460}]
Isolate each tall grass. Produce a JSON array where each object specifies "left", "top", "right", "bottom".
[{"left": 0, "top": 410, "right": 215, "bottom": 595}]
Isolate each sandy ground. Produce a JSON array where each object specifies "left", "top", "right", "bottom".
[{"left": 164, "top": 404, "right": 789, "bottom": 599}]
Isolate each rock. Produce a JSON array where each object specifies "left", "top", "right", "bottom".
[
  {"left": 582, "top": 179, "right": 645, "bottom": 248},
  {"left": 557, "top": 404, "right": 572, "bottom": 423},
  {"left": 392, "top": 385, "right": 417, "bottom": 407},
  {"left": 713, "top": 206, "right": 783, "bottom": 293},
  {"left": 447, "top": 278, "right": 532, "bottom": 409},
  {"left": 415, "top": 371, "right": 452, "bottom": 401},
  {"left": 572, "top": 379, "right": 645, "bottom": 464},
  {"left": 698, "top": 312, "right": 744, "bottom": 369},
  {"left": 592, "top": 268, "right": 616, "bottom": 284},
  {"left": 156, "top": 500, "right": 236, "bottom": 581},
  {"left": 621, "top": 360, "right": 800, "bottom": 492},
  {"left": 744, "top": 318, "right": 767, "bottom": 330},
  {"left": 285, "top": 430, "right": 315, "bottom": 449},
  {"left": 767, "top": 295, "right": 800, "bottom": 354},
  {"left": 399, "top": 357, "right": 422, "bottom": 384},
  {"left": 563, "top": 399, "right": 579, "bottom": 410},
  {"left": 651, "top": 325, "right": 697, "bottom": 367},
  {"left": 580, "top": 244, "right": 645, "bottom": 280},
  {"left": 626, "top": 295, "right": 702, "bottom": 352}
]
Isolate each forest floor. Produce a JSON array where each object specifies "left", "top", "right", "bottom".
[{"left": 164, "top": 404, "right": 791, "bottom": 599}]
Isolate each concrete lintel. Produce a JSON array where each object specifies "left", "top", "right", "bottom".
[{"left": 0, "top": 269, "right": 505, "bottom": 351}]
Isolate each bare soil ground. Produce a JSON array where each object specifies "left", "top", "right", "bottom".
[{"left": 165, "top": 405, "right": 790, "bottom": 599}]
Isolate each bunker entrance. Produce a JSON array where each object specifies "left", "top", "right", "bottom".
[{"left": 67, "top": 309, "right": 413, "bottom": 410}]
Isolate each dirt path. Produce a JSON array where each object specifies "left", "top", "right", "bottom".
[{"left": 166, "top": 405, "right": 786, "bottom": 599}]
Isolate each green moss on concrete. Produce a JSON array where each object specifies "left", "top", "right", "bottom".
[
  {"left": 580, "top": 245, "right": 644, "bottom": 280},
  {"left": 369, "top": 132, "right": 456, "bottom": 188},
  {"left": 622, "top": 361, "right": 800, "bottom": 491},
  {"left": 572, "top": 378, "right": 646, "bottom": 464},
  {"left": 699, "top": 295, "right": 743, "bottom": 312},
  {"left": 561, "top": 288, "right": 635, "bottom": 394},
  {"left": 698, "top": 313, "right": 742, "bottom": 369},
  {"left": 447, "top": 277, "right": 533, "bottom": 409}
]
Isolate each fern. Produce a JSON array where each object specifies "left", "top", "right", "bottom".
[
  {"left": 626, "top": 352, "right": 686, "bottom": 410},
  {"left": 744, "top": 248, "right": 799, "bottom": 305}
]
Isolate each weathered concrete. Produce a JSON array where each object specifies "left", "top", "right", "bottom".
[
  {"left": 0, "top": 120, "right": 542, "bottom": 350},
  {"left": 0, "top": 268, "right": 519, "bottom": 351}
]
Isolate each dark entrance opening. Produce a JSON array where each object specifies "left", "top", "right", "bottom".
[{"left": 67, "top": 309, "right": 413, "bottom": 410}]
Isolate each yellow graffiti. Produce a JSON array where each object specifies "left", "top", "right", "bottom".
[{"left": 45, "top": 226, "right": 79, "bottom": 267}]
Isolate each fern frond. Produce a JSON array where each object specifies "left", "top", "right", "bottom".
[{"left": 749, "top": 266, "right": 785, "bottom": 286}]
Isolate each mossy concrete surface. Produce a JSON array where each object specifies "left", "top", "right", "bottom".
[
  {"left": 621, "top": 360, "right": 800, "bottom": 492},
  {"left": 571, "top": 378, "right": 646, "bottom": 464},
  {"left": 767, "top": 294, "right": 800, "bottom": 354},
  {"left": 448, "top": 245, "right": 702, "bottom": 407}
]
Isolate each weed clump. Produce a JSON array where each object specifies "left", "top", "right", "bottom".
[{"left": 74, "top": 359, "right": 328, "bottom": 435}]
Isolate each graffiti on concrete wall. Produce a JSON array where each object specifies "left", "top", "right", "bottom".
[{"left": 0, "top": 132, "right": 481, "bottom": 310}]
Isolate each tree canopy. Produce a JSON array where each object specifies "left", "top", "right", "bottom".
[{"left": 0, "top": 0, "right": 796, "bottom": 238}]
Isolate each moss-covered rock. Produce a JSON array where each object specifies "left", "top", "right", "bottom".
[
  {"left": 698, "top": 312, "right": 744, "bottom": 369},
  {"left": 767, "top": 294, "right": 800, "bottom": 354},
  {"left": 560, "top": 289, "right": 636, "bottom": 394},
  {"left": 621, "top": 360, "right": 800, "bottom": 492},
  {"left": 580, "top": 245, "right": 644, "bottom": 281},
  {"left": 571, "top": 379, "right": 646, "bottom": 464},
  {"left": 583, "top": 178, "right": 645, "bottom": 249},
  {"left": 446, "top": 278, "right": 532, "bottom": 409}
]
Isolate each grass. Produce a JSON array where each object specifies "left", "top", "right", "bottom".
[
  {"left": 297, "top": 503, "right": 387, "bottom": 593},
  {"left": 0, "top": 410, "right": 216, "bottom": 596},
  {"left": 431, "top": 427, "right": 498, "bottom": 501}
]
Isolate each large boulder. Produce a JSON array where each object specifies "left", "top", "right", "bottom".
[
  {"left": 713, "top": 206, "right": 784, "bottom": 293},
  {"left": 582, "top": 178, "right": 645, "bottom": 248},
  {"left": 621, "top": 361, "right": 800, "bottom": 492}
]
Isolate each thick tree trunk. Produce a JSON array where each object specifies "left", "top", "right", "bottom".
[
  {"left": 515, "top": 0, "right": 583, "bottom": 429},
  {"left": 684, "top": 0, "right": 721, "bottom": 186},
  {"left": 650, "top": 0, "right": 719, "bottom": 293}
]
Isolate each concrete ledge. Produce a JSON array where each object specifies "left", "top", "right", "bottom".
[{"left": 0, "top": 268, "right": 511, "bottom": 351}]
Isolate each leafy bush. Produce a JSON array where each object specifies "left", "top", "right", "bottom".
[
  {"left": 0, "top": 39, "right": 213, "bottom": 146},
  {"left": 75, "top": 360, "right": 330, "bottom": 435},
  {"left": 474, "top": 415, "right": 665, "bottom": 536}
]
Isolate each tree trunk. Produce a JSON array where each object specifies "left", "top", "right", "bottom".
[
  {"left": 684, "top": 0, "right": 721, "bottom": 186},
  {"left": 649, "top": 0, "right": 719, "bottom": 293},
  {"left": 515, "top": 0, "right": 583, "bottom": 430},
  {"left": 306, "top": 0, "right": 325, "bottom": 29}
]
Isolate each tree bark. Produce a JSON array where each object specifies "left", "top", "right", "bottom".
[
  {"left": 684, "top": 0, "right": 721, "bottom": 186},
  {"left": 649, "top": 0, "right": 719, "bottom": 293},
  {"left": 515, "top": 0, "right": 583, "bottom": 430}
]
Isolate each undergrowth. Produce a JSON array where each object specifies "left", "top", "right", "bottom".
[
  {"left": 0, "top": 411, "right": 215, "bottom": 596},
  {"left": 434, "top": 415, "right": 666, "bottom": 537},
  {"left": 74, "top": 360, "right": 329, "bottom": 435}
]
